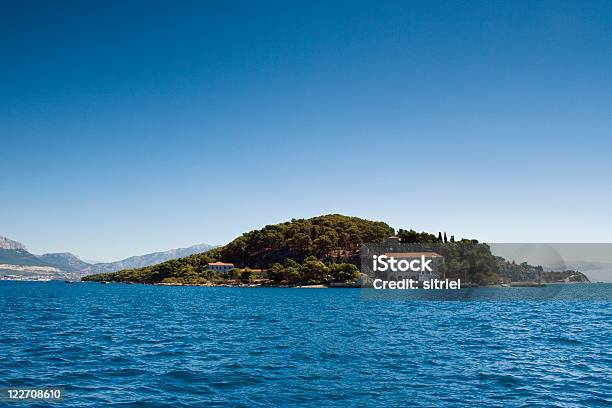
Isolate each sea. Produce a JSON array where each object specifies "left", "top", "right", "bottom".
[{"left": 0, "top": 281, "right": 610, "bottom": 407}]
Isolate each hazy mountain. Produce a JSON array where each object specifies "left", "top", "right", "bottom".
[
  {"left": 0, "top": 236, "right": 62, "bottom": 279},
  {"left": 86, "top": 244, "right": 215, "bottom": 274},
  {"left": 0, "top": 234, "right": 215, "bottom": 280},
  {"left": 39, "top": 253, "right": 91, "bottom": 273},
  {"left": 0, "top": 236, "right": 27, "bottom": 250},
  {"left": 0, "top": 236, "right": 87, "bottom": 273},
  {"left": 0, "top": 248, "right": 53, "bottom": 267}
]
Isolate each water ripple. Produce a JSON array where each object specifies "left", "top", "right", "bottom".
[{"left": 0, "top": 282, "right": 610, "bottom": 407}]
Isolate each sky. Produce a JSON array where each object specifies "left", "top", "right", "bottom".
[{"left": 1, "top": 0, "right": 611, "bottom": 261}]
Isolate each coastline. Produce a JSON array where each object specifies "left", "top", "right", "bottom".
[{"left": 82, "top": 280, "right": 592, "bottom": 288}]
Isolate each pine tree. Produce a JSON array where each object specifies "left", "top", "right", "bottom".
[{"left": 443, "top": 232, "right": 448, "bottom": 243}]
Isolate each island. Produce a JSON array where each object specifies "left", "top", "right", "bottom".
[{"left": 81, "top": 214, "right": 589, "bottom": 287}]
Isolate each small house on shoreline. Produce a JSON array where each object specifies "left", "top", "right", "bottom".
[{"left": 206, "top": 261, "right": 235, "bottom": 273}]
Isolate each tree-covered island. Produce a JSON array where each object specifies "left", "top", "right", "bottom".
[{"left": 81, "top": 214, "right": 589, "bottom": 286}]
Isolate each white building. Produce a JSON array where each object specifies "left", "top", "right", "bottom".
[{"left": 206, "top": 262, "right": 235, "bottom": 273}]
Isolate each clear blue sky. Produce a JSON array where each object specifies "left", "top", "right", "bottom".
[{"left": 1, "top": 1, "right": 611, "bottom": 261}]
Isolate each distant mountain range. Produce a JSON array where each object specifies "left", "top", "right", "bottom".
[
  {"left": 0, "top": 235, "right": 215, "bottom": 280},
  {"left": 84, "top": 244, "right": 215, "bottom": 274},
  {"left": 39, "top": 253, "right": 91, "bottom": 273}
]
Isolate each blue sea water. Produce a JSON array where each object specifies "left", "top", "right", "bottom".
[{"left": 0, "top": 282, "right": 610, "bottom": 407}]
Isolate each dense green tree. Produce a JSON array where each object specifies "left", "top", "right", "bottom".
[
  {"left": 240, "top": 269, "right": 254, "bottom": 283},
  {"left": 313, "top": 235, "right": 334, "bottom": 257},
  {"left": 267, "top": 263, "right": 285, "bottom": 283},
  {"left": 398, "top": 229, "right": 437, "bottom": 243},
  {"left": 329, "top": 263, "right": 360, "bottom": 282},
  {"left": 301, "top": 256, "right": 330, "bottom": 284}
]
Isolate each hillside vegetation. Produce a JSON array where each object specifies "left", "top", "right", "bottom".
[
  {"left": 209, "top": 214, "right": 394, "bottom": 267},
  {"left": 497, "top": 258, "right": 590, "bottom": 283},
  {"left": 82, "top": 214, "right": 394, "bottom": 284},
  {"left": 82, "top": 214, "right": 582, "bottom": 286}
]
